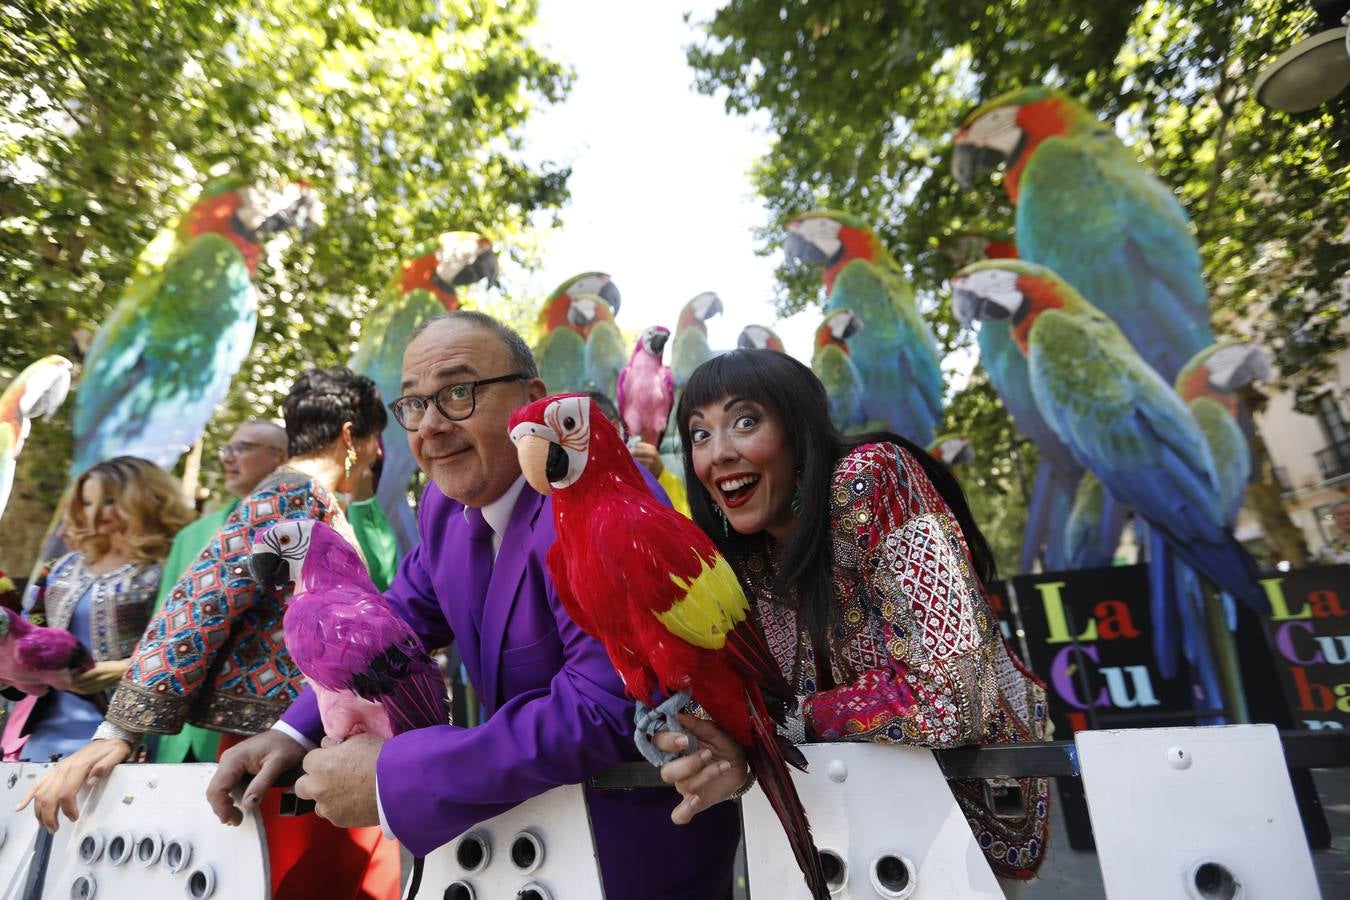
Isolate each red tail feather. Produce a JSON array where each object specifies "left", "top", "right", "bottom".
[{"left": 745, "top": 688, "right": 830, "bottom": 900}]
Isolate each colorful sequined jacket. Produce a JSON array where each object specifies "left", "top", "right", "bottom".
[
  {"left": 103, "top": 469, "right": 356, "bottom": 737},
  {"left": 734, "top": 442, "right": 1050, "bottom": 880},
  {"left": 25, "top": 554, "right": 162, "bottom": 662}
]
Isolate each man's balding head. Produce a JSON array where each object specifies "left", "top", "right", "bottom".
[{"left": 400, "top": 314, "right": 546, "bottom": 506}]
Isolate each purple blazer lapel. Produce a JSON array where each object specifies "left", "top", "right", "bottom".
[{"left": 478, "top": 488, "right": 547, "bottom": 708}]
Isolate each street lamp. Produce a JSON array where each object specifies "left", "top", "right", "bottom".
[{"left": 1253, "top": 2, "right": 1350, "bottom": 112}]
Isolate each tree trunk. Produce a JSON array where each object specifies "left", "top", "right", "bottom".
[{"left": 1240, "top": 387, "right": 1310, "bottom": 566}]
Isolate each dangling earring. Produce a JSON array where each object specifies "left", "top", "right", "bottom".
[
  {"left": 791, "top": 488, "right": 803, "bottom": 517},
  {"left": 344, "top": 447, "right": 357, "bottom": 480},
  {"left": 716, "top": 505, "right": 730, "bottom": 537}
]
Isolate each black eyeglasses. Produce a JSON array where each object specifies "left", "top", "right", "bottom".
[
  {"left": 218, "top": 440, "right": 285, "bottom": 459},
  {"left": 389, "top": 373, "right": 528, "bottom": 429}
]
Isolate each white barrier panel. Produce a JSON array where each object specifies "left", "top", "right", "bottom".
[
  {"left": 741, "top": 743, "right": 1004, "bottom": 899},
  {"left": 1077, "top": 725, "right": 1321, "bottom": 900},
  {"left": 413, "top": 783, "right": 604, "bottom": 900},
  {"left": 1, "top": 763, "right": 49, "bottom": 900},
  {"left": 39, "top": 763, "right": 269, "bottom": 900}
]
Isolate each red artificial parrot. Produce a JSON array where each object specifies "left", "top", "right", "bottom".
[{"left": 509, "top": 394, "right": 829, "bottom": 899}]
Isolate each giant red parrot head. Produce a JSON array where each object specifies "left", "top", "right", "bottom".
[
  {"left": 1175, "top": 341, "right": 1270, "bottom": 416},
  {"left": 952, "top": 259, "right": 1077, "bottom": 354},
  {"left": 814, "top": 308, "right": 863, "bottom": 353},
  {"left": 400, "top": 231, "right": 498, "bottom": 308},
  {"left": 737, "top": 324, "right": 785, "bottom": 352},
  {"left": 676, "top": 291, "right": 723, "bottom": 332},
  {"left": 183, "top": 179, "right": 322, "bottom": 273},
  {"left": 784, "top": 210, "right": 882, "bottom": 290},
  {"left": 952, "top": 87, "right": 1094, "bottom": 202},
  {"left": 510, "top": 394, "right": 638, "bottom": 496}
]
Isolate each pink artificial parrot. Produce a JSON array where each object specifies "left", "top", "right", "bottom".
[
  {"left": 250, "top": 518, "right": 448, "bottom": 898},
  {"left": 0, "top": 606, "right": 92, "bottom": 696},
  {"left": 249, "top": 519, "right": 448, "bottom": 741},
  {"left": 615, "top": 325, "right": 674, "bottom": 446}
]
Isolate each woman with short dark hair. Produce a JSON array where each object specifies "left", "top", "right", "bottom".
[
  {"left": 22, "top": 366, "right": 402, "bottom": 900},
  {"left": 659, "top": 349, "right": 1050, "bottom": 891}
]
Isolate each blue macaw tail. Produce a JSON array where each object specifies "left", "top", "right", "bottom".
[
  {"left": 1175, "top": 560, "right": 1226, "bottom": 725},
  {"left": 1160, "top": 523, "right": 1267, "bottom": 613},
  {"left": 1097, "top": 492, "right": 1128, "bottom": 564},
  {"left": 1148, "top": 526, "right": 1182, "bottom": 680},
  {"left": 1147, "top": 527, "right": 1227, "bottom": 723},
  {"left": 1021, "top": 461, "right": 1081, "bottom": 573}
]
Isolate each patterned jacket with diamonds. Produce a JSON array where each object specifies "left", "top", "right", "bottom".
[
  {"left": 105, "top": 468, "right": 356, "bottom": 737},
  {"left": 734, "top": 442, "right": 1050, "bottom": 880}
]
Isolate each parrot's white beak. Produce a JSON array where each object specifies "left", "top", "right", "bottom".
[{"left": 511, "top": 423, "right": 559, "bottom": 496}]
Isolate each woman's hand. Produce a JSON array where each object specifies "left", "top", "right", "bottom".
[
  {"left": 654, "top": 713, "right": 750, "bottom": 824},
  {"left": 16, "top": 739, "right": 133, "bottom": 830},
  {"left": 69, "top": 660, "right": 130, "bottom": 694},
  {"left": 630, "top": 441, "right": 665, "bottom": 478}
]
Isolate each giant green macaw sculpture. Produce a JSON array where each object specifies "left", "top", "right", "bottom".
[
  {"left": 350, "top": 232, "right": 499, "bottom": 555},
  {"left": 785, "top": 211, "right": 943, "bottom": 445},
  {"left": 72, "top": 179, "right": 319, "bottom": 474}
]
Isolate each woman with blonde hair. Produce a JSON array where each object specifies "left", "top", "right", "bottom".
[{"left": 4, "top": 456, "right": 192, "bottom": 761}]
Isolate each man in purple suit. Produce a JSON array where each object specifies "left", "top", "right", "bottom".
[{"left": 207, "top": 311, "right": 739, "bottom": 897}]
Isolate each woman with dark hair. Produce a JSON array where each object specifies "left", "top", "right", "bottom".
[
  {"left": 22, "top": 367, "right": 402, "bottom": 900},
  {"left": 3, "top": 456, "right": 192, "bottom": 761},
  {"left": 656, "top": 349, "right": 1050, "bottom": 891}
]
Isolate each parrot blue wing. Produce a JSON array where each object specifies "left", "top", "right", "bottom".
[
  {"left": 1028, "top": 309, "right": 1263, "bottom": 609},
  {"left": 73, "top": 233, "right": 256, "bottom": 473},
  {"left": 827, "top": 259, "right": 941, "bottom": 445},
  {"left": 1019, "top": 136, "right": 1212, "bottom": 381},
  {"left": 810, "top": 344, "right": 865, "bottom": 432}
]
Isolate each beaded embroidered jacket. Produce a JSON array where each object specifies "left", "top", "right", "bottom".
[
  {"left": 734, "top": 443, "right": 1051, "bottom": 880},
  {"left": 28, "top": 554, "right": 162, "bottom": 662},
  {"left": 103, "top": 468, "right": 357, "bottom": 737}
]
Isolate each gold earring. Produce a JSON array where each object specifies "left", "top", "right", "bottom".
[{"left": 344, "top": 447, "right": 357, "bottom": 479}]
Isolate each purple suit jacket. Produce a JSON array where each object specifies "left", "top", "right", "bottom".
[{"left": 282, "top": 474, "right": 739, "bottom": 898}]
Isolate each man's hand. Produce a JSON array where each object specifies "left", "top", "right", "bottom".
[
  {"left": 206, "top": 729, "right": 307, "bottom": 826},
  {"left": 16, "top": 739, "right": 132, "bottom": 831},
  {"left": 294, "top": 733, "right": 383, "bottom": 828},
  {"left": 655, "top": 714, "right": 750, "bottom": 825},
  {"left": 69, "top": 660, "right": 130, "bottom": 694},
  {"left": 630, "top": 441, "right": 665, "bottom": 478}
]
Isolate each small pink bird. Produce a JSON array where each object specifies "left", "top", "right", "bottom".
[
  {"left": 0, "top": 606, "right": 91, "bottom": 696},
  {"left": 249, "top": 520, "right": 448, "bottom": 741},
  {"left": 616, "top": 325, "right": 674, "bottom": 446}
]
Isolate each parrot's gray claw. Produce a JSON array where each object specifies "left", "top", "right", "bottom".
[{"left": 633, "top": 690, "right": 697, "bottom": 767}]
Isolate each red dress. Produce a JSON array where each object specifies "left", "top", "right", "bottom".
[{"left": 217, "top": 732, "right": 402, "bottom": 900}]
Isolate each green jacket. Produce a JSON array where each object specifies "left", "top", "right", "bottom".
[{"left": 151, "top": 496, "right": 400, "bottom": 762}]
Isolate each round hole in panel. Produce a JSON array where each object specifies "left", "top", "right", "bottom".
[
  {"left": 186, "top": 865, "right": 216, "bottom": 899},
  {"left": 870, "top": 853, "right": 917, "bottom": 899},
  {"left": 442, "top": 882, "right": 475, "bottom": 900},
  {"left": 1189, "top": 860, "right": 1242, "bottom": 900},
  {"left": 516, "top": 883, "right": 553, "bottom": 900},
  {"left": 70, "top": 874, "right": 97, "bottom": 900},
  {"left": 455, "top": 832, "right": 490, "bottom": 873},
  {"left": 818, "top": 848, "right": 848, "bottom": 893},
  {"left": 106, "top": 832, "right": 134, "bottom": 866},
  {"left": 163, "top": 838, "right": 193, "bottom": 873},
  {"left": 135, "top": 832, "right": 163, "bottom": 866},
  {"left": 509, "top": 831, "right": 544, "bottom": 874},
  {"left": 78, "top": 832, "right": 105, "bottom": 864}
]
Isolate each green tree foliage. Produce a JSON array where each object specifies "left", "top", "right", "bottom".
[
  {"left": 688, "top": 0, "right": 1347, "bottom": 571},
  {"left": 0, "top": 0, "right": 570, "bottom": 565}
]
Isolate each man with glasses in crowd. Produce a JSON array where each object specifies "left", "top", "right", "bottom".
[
  {"left": 208, "top": 310, "right": 740, "bottom": 898},
  {"left": 149, "top": 421, "right": 287, "bottom": 764}
]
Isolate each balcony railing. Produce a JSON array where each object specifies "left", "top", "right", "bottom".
[{"left": 1315, "top": 437, "right": 1350, "bottom": 481}]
